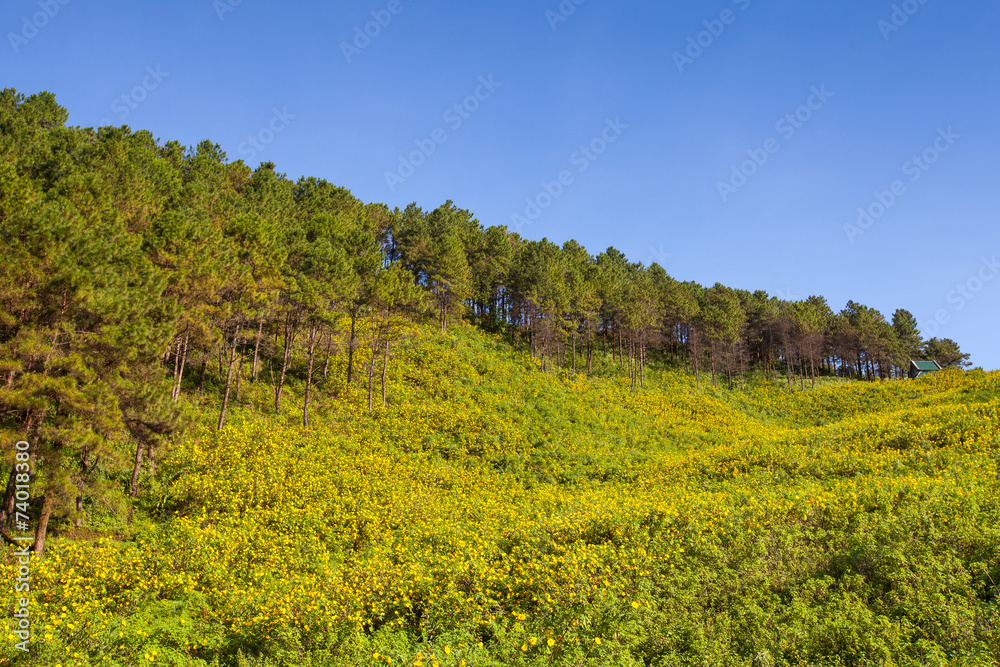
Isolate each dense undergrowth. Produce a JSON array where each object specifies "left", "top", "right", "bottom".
[{"left": 3, "top": 324, "right": 1000, "bottom": 666}]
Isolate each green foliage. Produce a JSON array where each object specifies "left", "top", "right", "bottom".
[
  {"left": 3, "top": 324, "right": 1000, "bottom": 666},
  {"left": 0, "top": 87, "right": 993, "bottom": 667}
]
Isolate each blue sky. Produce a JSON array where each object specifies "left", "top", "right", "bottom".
[{"left": 4, "top": 0, "right": 999, "bottom": 369}]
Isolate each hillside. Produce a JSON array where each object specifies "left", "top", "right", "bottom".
[{"left": 3, "top": 323, "right": 999, "bottom": 667}]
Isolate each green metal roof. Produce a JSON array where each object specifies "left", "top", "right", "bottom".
[{"left": 911, "top": 360, "right": 941, "bottom": 371}]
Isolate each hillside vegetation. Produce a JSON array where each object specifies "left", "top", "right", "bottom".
[
  {"left": 0, "top": 88, "right": 996, "bottom": 666},
  {"left": 3, "top": 323, "right": 999, "bottom": 667},
  {"left": 0, "top": 87, "right": 975, "bottom": 560}
]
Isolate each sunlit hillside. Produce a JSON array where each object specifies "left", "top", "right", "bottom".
[{"left": 4, "top": 323, "right": 998, "bottom": 667}]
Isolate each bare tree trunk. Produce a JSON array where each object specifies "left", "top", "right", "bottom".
[
  {"left": 130, "top": 440, "right": 143, "bottom": 497},
  {"left": 198, "top": 355, "right": 208, "bottom": 396},
  {"left": 172, "top": 334, "right": 190, "bottom": 402},
  {"left": 303, "top": 322, "right": 319, "bottom": 428},
  {"left": 74, "top": 453, "right": 89, "bottom": 527},
  {"left": 170, "top": 336, "right": 181, "bottom": 389},
  {"left": 217, "top": 319, "right": 242, "bottom": 431},
  {"left": 0, "top": 464, "right": 17, "bottom": 529},
  {"left": 346, "top": 306, "right": 359, "bottom": 385},
  {"left": 234, "top": 339, "right": 247, "bottom": 405},
  {"left": 630, "top": 339, "right": 636, "bottom": 391},
  {"left": 692, "top": 330, "right": 701, "bottom": 390},
  {"left": 640, "top": 341, "right": 645, "bottom": 389},
  {"left": 146, "top": 438, "right": 156, "bottom": 475},
  {"left": 381, "top": 339, "right": 390, "bottom": 407},
  {"left": 251, "top": 313, "right": 264, "bottom": 382},
  {"left": 275, "top": 312, "right": 297, "bottom": 412},
  {"left": 367, "top": 362, "right": 376, "bottom": 415},
  {"left": 787, "top": 349, "right": 793, "bottom": 392},
  {"left": 572, "top": 330, "right": 577, "bottom": 371},
  {"left": 322, "top": 331, "right": 333, "bottom": 379},
  {"left": 32, "top": 492, "right": 53, "bottom": 556},
  {"left": 615, "top": 326, "right": 625, "bottom": 368}
]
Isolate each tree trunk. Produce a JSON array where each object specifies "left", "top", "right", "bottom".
[
  {"left": 630, "top": 339, "right": 636, "bottom": 391},
  {"left": 275, "top": 312, "right": 297, "bottom": 412},
  {"left": 572, "top": 330, "right": 577, "bottom": 372},
  {"left": 303, "top": 321, "right": 319, "bottom": 428},
  {"left": 251, "top": 313, "right": 264, "bottom": 382},
  {"left": 366, "top": 324, "right": 382, "bottom": 415},
  {"left": 170, "top": 336, "right": 181, "bottom": 391},
  {"left": 322, "top": 331, "right": 333, "bottom": 379},
  {"left": 0, "top": 464, "right": 17, "bottom": 529},
  {"left": 74, "top": 453, "right": 89, "bottom": 527},
  {"left": 692, "top": 332, "right": 701, "bottom": 390},
  {"left": 198, "top": 355, "right": 208, "bottom": 396},
  {"left": 347, "top": 306, "right": 358, "bottom": 384},
  {"left": 217, "top": 319, "right": 242, "bottom": 430},
  {"left": 172, "top": 334, "right": 190, "bottom": 402},
  {"left": 32, "top": 492, "right": 53, "bottom": 556},
  {"left": 130, "top": 440, "right": 143, "bottom": 497},
  {"left": 234, "top": 339, "right": 247, "bottom": 405},
  {"left": 615, "top": 326, "right": 625, "bottom": 368},
  {"left": 787, "top": 350, "right": 793, "bottom": 392},
  {"left": 75, "top": 493, "right": 83, "bottom": 527},
  {"left": 381, "top": 338, "right": 390, "bottom": 407},
  {"left": 640, "top": 341, "right": 645, "bottom": 389}
]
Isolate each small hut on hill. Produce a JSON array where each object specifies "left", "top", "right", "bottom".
[{"left": 909, "top": 359, "right": 942, "bottom": 379}]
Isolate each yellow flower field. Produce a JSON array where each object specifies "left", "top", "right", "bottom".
[{"left": 3, "top": 326, "right": 999, "bottom": 666}]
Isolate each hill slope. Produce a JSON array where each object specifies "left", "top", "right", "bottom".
[{"left": 3, "top": 324, "right": 1000, "bottom": 667}]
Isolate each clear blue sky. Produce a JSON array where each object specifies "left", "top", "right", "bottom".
[{"left": 4, "top": 0, "right": 998, "bottom": 369}]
